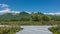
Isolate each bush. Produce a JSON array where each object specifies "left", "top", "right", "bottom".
[
  {"left": 0, "top": 27, "right": 21, "bottom": 34},
  {"left": 49, "top": 26, "right": 60, "bottom": 34}
]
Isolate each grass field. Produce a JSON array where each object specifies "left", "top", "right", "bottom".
[
  {"left": 0, "top": 21, "right": 60, "bottom": 34},
  {"left": 0, "top": 21, "right": 60, "bottom": 25},
  {"left": 0, "top": 27, "right": 22, "bottom": 34},
  {"left": 49, "top": 26, "right": 60, "bottom": 34}
]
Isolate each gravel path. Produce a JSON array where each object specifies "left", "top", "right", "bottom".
[{"left": 16, "top": 26, "right": 52, "bottom": 34}]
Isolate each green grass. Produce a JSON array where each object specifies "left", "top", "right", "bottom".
[
  {"left": 0, "top": 21, "right": 60, "bottom": 25},
  {"left": 49, "top": 26, "right": 60, "bottom": 34},
  {"left": 0, "top": 27, "right": 22, "bottom": 34},
  {"left": 0, "top": 21, "right": 60, "bottom": 34}
]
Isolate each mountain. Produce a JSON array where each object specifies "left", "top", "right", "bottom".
[
  {"left": 0, "top": 12, "right": 31, "bottom": 21},
  {"left": 0, "top": 12, "right": 60, "bottom": 21}
]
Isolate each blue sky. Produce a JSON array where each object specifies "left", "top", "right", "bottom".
[{"left": 0, "top": 0, "right": 60, "bottom": 13}]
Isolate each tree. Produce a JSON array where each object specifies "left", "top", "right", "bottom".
[
  {"left": 37, "top": 12, "right": 44, "bottom": 15},
  {"left": 31, "top": 12, "right": 42, "bottom": 21},
  {"left": 20, "top": 17, "right": 30, "bottom": 21},
  {"left": 42, "top": 15, "right": 51, "bottom": 21}
]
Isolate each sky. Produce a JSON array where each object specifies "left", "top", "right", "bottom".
[{"left": 0, "top": 0, "right": 60, "bottom": 15}]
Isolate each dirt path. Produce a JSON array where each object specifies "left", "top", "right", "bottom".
[{"left": 16, "top": 26, "right": 52, "bottom": 34}]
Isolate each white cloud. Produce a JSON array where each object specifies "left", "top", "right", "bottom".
[
  {"left": 0, "top": 8, "right": 11, "bottom": 13},
  {"left": 0, "top": 4, "right": 10, "bottom": 13},
  {"left": 44, "top": 12, "right": 60, "bottom": 15},
  {"left": 0, "top": 4, "right": 8, "bottom": 8},
  {"left": 0, "top": 4, "right": 20, "bottom": 14},
  {"left": 11, "top": 11, "right": 20, "bottom": 13}
]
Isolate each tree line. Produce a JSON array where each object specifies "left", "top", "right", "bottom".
[{"left": 0, "top": 11, "right": 60, "bottom": 21}]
